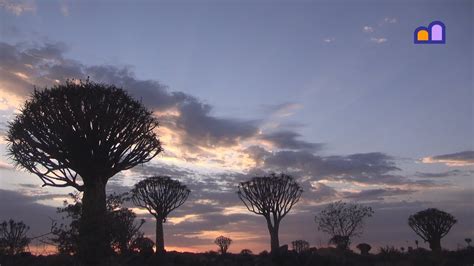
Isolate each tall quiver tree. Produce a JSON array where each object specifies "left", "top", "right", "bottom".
[
  {"left": 130, "top": 176, "right": 190, "bottom": 253},
  {"left": 408, "top": 208, "right": 457, "bottom": 252},
  {"left": 238, "top": 173, "right": 303, "bottom": 254},
  {"left": 7, "top": 80, "right": 162, "bottom": 264}
]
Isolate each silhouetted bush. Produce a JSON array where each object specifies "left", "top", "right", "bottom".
[
  {"left": 240, "top": 249, "right": 253, "bottom": 255},
  {"left": 50, "top": 193, "right": 144, "bottom": 255},
  {"left": 0, "top": 219, "right": 30, "bottom": 255},
  {"left": 291, "top": 240, "right": 309, "bottom": 254}
]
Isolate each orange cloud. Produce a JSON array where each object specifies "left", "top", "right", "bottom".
[{"left": 421, "top": 151, "right": 474, "bottom": 167}]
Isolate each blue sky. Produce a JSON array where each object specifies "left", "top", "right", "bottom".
[
  {"left": 0, "top": 0, "right": 473, "bottom": 253},
  {"left": 5, "top": 0, "right": 471, "bottom": 156}
]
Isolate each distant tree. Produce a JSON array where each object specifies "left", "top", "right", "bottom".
[
  {"left": 7, "top": 80, "right": 162, "bottom": 264},
  {"left": 240, "top": 249, "right": 253, "bottom": 255},
  {"left": 214, "top": 236, "right": 232, "bottom": 254},
  {"left": 415, "top": 240, "right": 419, "bottom": 249},
  {"left": 291, "top": 240, "right": 309, "bottom": 254},
  {"left": 315, "top": 201, "right": 374, "bottom": 250},
  {"left": 465, "top": 238, "right": 472, "bottom": 247},
  {"left": 238, "top": 173, "right": 303, "bottom": 254},
  {"left": 50, "top": 193, "right": 144, "bottom": 255},
  {"left": 130, "top": 176, "right": 190, "bottom": 253},
  {"left": 408, "top": 208, "right": 456, "bottom": 252},
  {"left": 130, "top": 237, "right": 155, "bottom": 256},
  {"left": 0, "top": 219, "right": 30, "bottom": 255},
  {"left": 356, "top": 243, "right": 371, "bottom": 255}
]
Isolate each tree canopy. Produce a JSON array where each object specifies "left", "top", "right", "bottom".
[
  {"left": 408, "top": 208, "right": 456, "bottom": 251},
  {"left": 238, "top": 173, "right": 302, "bottom": 253},
  {"left": 130, "top": 176, "right": 190, "bottom": 253},
  {"left": 7, "top": 80, "right": 162, "bottom": 190},
  {"left": 214, "top": 236, "right": 232, "bottom": 254},
  {"left": 315, "top": 201, "right": 374, "bottom": 250}
]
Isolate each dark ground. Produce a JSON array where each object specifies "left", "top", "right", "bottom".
[{"left": 1, "top": 247, "right": 473, "bottom": 266}]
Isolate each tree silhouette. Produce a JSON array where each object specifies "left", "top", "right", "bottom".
[
  {"left": 0, "top": 219, "right": 30, "bottom": 255},
  {"left": 238, "top": 173, "right": 303, "bottom": 254},
  {"left": 356, "top": 243, "right": 371, "bottom": 255},
  {"left": 214, "top": 235, "right": 232, "bottom": 254},
  {"left": 315, "top": 201, "right": 374, "bottom": 250},
  {"left": 408, "top": 208, "right": 456, "bottom": 252},
  {"left": 291, "top": 240, "right": 309, "bottom": 254},
  {"left": 130, "top": 176, "right": 190, "bottom": 253},
  {"left": 130, "top": 237, "right": 155, "bottom": 256},
  {"left": 107, "top": 194, "right": 146, "bottom": 255},
  {"left": 50, "top": 193, "right": 144, "bottom": 255},
  {"left": 7, "top": 80, "right": 162, "bottom": 264},
  {"left": 240, "top": 249, "right": 253, "bottom": 255}
]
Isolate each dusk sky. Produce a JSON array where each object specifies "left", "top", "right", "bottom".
[{"left": 0, "top": 0, "right": 473, "bottom": 254}]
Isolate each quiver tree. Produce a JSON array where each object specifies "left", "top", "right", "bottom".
[
  {"left": 315, "top": 201, "right": 374, "bottom": 250},
  {"left": 7, "top": 80, "right": 162, "bottom": 264},
  {"left": 356, "top": 243, "right": 371, "bottom": 255},
  {"left": 238, "top": 173, "right": 303, "bottom": 254},
  {"left": 0, "top": 219, "right": 30, "bottom": 255},
  {"left": 130, "top": 176, "right": 190, "bottom": 253},
  {"left": 291, "top": 240, "right": 309, "bottom": 254},
  {"left": 408, "top": 208, "right": 456, "bottom": 252},
  {"left": 214, "top": 235, "right": 232, "bottom": 254}
]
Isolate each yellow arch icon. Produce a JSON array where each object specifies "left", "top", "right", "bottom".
[{"left": 417, "top": 29, "right": 429, "bottom": 41}]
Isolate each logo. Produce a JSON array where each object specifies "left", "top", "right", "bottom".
[{"left": 414, "top": 21, "right": 445, "bottom": 44}]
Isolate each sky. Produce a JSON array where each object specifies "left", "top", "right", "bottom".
[{"left": 0, "top": 0, "right": 473, "bottom": 254}]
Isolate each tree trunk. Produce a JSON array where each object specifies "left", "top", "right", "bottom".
[
  {"left": 266, "top": 219, "right": 280, "bottom": 254},
  {"left": 155, "top": 218, "right": 165, "bottom": 253},
  {"left": 429, "top": 238, "right": 442, "bottom": 252},
  {"left": 79, "top": 180, "right": 109, "bottom": 265}
]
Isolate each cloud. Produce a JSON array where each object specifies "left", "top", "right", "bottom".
[
  {"left": 323, "top": 37, "right": 335, "bottom": 43},
  {"left": 363, "top": 26, "right": 374, "bottom": 33},
  {"left": 421, "top": 151, "right": 474, "bottom": 166},
  {"left": 309, "top": 182, "right": 338, "bottom": 202},
  {"left": 415, "top": 169, "right": 465, "bottom": 178},
  {"left": 370, "top": 37, "right": 388, "bottom": 44},
  {"left": 246, "top": 149, "right": 441, "bottom": 188},
  {"left": 263, "top": 102, "right": 302, "bottom": 118},
  {"left": 342, "top": 188, "right": 416, "bottom": 200},
  {"left": 0, "top": 160, "right": 13, "bottom": 170},
  {"left": 0, "top": 189, "right": 58, "bottom": 237},
  {"left": 263, "top": 150, "right": 400, "bottom": 178},
  {"left": 0, "top": 41, "right": 260, "bottom": 155},
  {"left": 60, "top": 1, "right": 69, "bottom": 16},
  {"left": 0, "top": 0, "right": 35, "bottom": 15},
  {"left": 259, "top": 130, "right": 323, "bottom": 151},
  {"left": 383, "top": 17, "right": 397, "bottom": 24}
]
